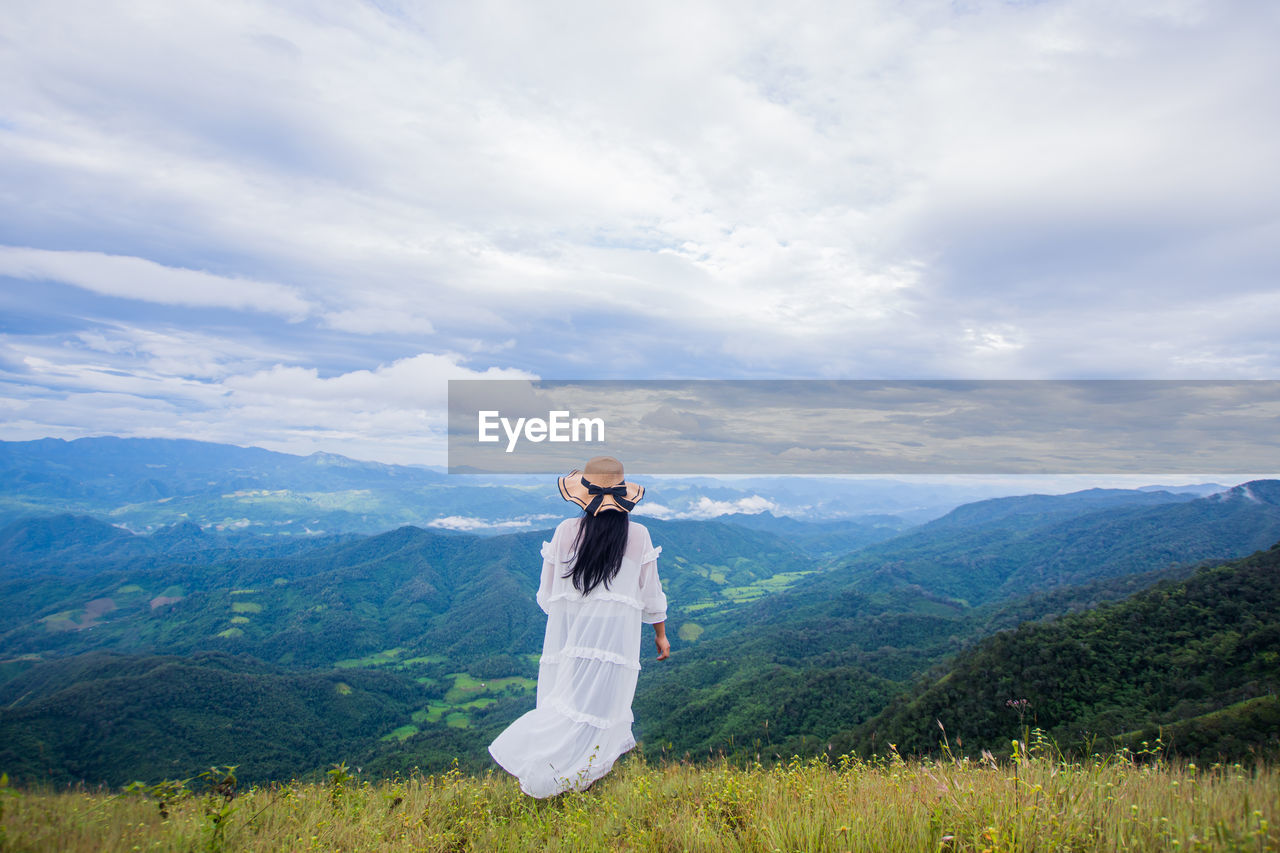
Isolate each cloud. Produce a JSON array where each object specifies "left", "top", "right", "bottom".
[
  {"left": 426, "top": 514, "right": 558, "bottom": 532},
  {"left": 0, "top": 331, "right": 537, "bottom": 463},
  {"left": 322, "top": 306, "right": 435, "bottom": 336},
  {"left": 224, "top": 352, "right": 535, "bottom": 408},
  {"left": 637, "top": 494, "right": 778, "bottom": 521},
  {"left": 2, "top": 0, "right": 1279, "bottom": 463},
  {"left": 0, "top": 247, "right": 311, "bottom": 319}
]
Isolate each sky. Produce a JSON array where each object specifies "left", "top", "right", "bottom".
[{"left": 2, "top": 0, "right": 1278, "bottom": 467}]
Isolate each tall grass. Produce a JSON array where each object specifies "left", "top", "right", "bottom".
[{"left": 2, "top": 748, "right": 1277, "bottom": 852}]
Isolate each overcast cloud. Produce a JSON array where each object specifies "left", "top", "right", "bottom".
[{"left": 1, "top": 0, "right": 1278, "bottom": 464}]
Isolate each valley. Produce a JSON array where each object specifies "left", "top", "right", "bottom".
[{"left": 1, "top": 437, "right": 1278, "bottom": 785}]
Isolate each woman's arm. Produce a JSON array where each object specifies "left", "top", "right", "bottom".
[{"left": 652, "top": 621, "right": 670, "bottom": 660}]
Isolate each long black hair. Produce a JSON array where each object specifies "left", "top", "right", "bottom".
[{"left": 564, "top": 508, "right": 630, "bottom": 595}]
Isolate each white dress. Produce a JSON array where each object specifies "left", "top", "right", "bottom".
[{"left": 488, "top": 517, "right": 667, "bottom": 797}]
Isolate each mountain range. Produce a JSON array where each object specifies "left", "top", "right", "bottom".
[
  {"left": 1, "top": 437, "right": 1276, "bottom": 784},
  {"left": 2, "top": 436, "right": 1166, "bottom": 534}
]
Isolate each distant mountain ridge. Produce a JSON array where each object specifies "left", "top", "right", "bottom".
[
  {"left": 798, "top": 481, "right": 1280, "bottom": 607},
  {"left": 4, "top": 436, "right": 1229, "bottom": 536},
  {"left": 0, "top": 436, "right": 435, "bottom": 495},
  {"left": 0, "top": 436, "right": 548, "bottom": 535},
  {"left": 0, "top": 513, "right": 355, "bottom": 577},
  {"left": 1209, "top": 479, "right": 1280, "bottom": 505},
  {"left": 917, "top": 487, "right": 1198, "bottom": 532},
  {"left": 712, "top": 511, "right": 910, "bottom": 557}
]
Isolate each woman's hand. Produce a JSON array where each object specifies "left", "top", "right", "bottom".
[{"left": 653, "top": 622, "right": 671, "bottom": 661}]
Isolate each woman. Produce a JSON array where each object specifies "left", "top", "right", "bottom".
[{"left": 488, "top": 456, "right": 670, "bottom": 797}]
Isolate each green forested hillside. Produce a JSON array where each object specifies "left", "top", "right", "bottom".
[
  {"left": 4, "top": 482, "right": 1278, "bottom": 785},
  {"left": 839, "top": 543, "right": 1280, "bottom": 760},
  {"left": 0, "top": 651, "right": 419, "bottom": 785},
  {"left": 0, "top": 515, "right": 826, "bottom": 783},
  {"left": 804, "top": 482, "right": 1280, "bottom": 607},
  {"left": 631, "top": 484, "right": 1280, "bottom": 759},
  {"left": 0, "top": 517, "right": 814, "bottom": 668}
]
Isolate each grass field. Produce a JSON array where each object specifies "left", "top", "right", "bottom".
[{"left": 3, "top": 748, "right": 1277, "bottom": 852}]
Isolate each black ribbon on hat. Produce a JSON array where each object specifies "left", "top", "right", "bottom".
[{"left": 583, "top": 477, "right": 636, "bottom": 514}]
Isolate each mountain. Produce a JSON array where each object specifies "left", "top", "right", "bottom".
[
  {"left": 0, "top": 524, "right": 548, "bottom": 670},
  {"left": 0, "top": 436, "right": 555, "bottom": 536},
  {"left": 0, "top": 516, "right": 815, "bottom": 665},
  {"left": 837, "top": 542, "right": 1280, "bottom": 761},
  {"left": 11, "top": 436, "right": 1213, "bottom": 537},
  {"left": 0, "top": 651, "right": 419, "bottom": 786},
  {"left": 3, "top": 475, "right": 1276, "bottom": 783},
  {"left": 630, "top": 483, "right": 1280, "bottom": 758},
  {"left": 0, "top": 513, "right": 132, "bottom": 557},
  {"left": 713, "top": 511, "right": 910, "bottom": 557},
  {"left": 0, "top": 514, "right": 823, "bottom": 783},
  {"left": 796, "top": 483, "right": 1280, "bottom": 607},
  {"left": 0, "top": 514, "right": 356, "bottom": 578}
]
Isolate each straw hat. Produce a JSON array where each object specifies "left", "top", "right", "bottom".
[{"left": 558, "top": 456, "right": 645, "bottom": 515}]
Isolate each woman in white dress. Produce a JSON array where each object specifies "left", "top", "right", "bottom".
[{"left": 488, "top": 456, "right": 670, "bottom": 797}]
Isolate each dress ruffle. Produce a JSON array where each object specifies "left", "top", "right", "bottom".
[
  {"left": 542, "top": 645, "right": 641, "bottom": 671},
  {"left": 548, "top": 696, "right": 634, "bottom": 729},
  {"left": 540, "top": 589, "right": 645, "bottom": 610},
  {"left": 489, "top": 704, "right": 635, "bottom": 797}
]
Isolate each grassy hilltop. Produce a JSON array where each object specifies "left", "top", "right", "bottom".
[{"left": 2, "top": 750, "right": 1278, "bottom": 852}]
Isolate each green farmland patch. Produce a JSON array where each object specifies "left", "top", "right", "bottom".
[
  {"left": 677, "top": 622, "right": 704, "bottom": 642},
  {"left": 381, "top": 724, "right": 419, "bottom": 742},
  {"left": 721, "top": 586, "right": 768, "bottom": 603},
  {"left": 680, "top": 601, "right": 720, "bottom": 613},
  {"left": 400, "top": 655, "right": 445, "bottom": 666},
  {"left": 40, "top": 611, "right": 79, "bottom": 632},
  {"left": 444, "top": 673, "right": 485, "bottom": 703},
  {"left": 334, "top": 647, "right": 407, "bottom": 669},
  {"left": 444, "top": 673, "right": 534, "bottom": 704},
  {"left": 722, "top": 570, "right": 817, "bottom": 603},
  {"left": 407, "top": 674, "right": 534, "bottom": 732}
]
